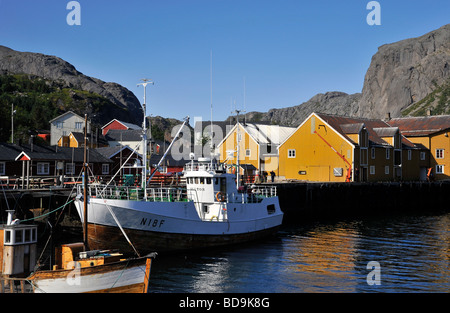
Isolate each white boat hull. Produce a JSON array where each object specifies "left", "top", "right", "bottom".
[
  {"left": 74, "top": 197, "right": 283, "bottom": 254},
  {"left": 29, "top": 257, "right": 152, "bottom": 293}
]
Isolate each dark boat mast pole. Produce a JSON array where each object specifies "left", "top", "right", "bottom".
[{"left": 83, "top": 114, "right": 89, "bottom": 250}]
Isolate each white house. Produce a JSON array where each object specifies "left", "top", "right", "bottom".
[{"left": 49, "top": 111, "right": 91, "bottom": 146}]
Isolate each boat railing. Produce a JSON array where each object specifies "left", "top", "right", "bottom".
[
  {"left": 77, "top": 184, "right": 188, "bottom": 202},
  {"left": 251, "top": 186, "right": 277, "bottom": 198},
  {"left": 184, "top": 161, "right": 223, "bottom": 173}
]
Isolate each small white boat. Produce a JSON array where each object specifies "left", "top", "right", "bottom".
[
  {"left": 28, "top": 244, "right": 155, "bottom": 293},
  {"left": 0, "top": 211, "right": 155, "bottom": 293}
]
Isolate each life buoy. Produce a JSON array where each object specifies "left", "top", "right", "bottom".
[{"left": 215, "top": 192, "right": 225, "bottom": 202}]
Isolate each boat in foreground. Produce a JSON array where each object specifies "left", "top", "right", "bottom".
[
  {"left": 28, "top": 243, "right": 155, "bottom": 293},
  {"left": 0, "top": 214, "right": 155, "bottom": 293}
]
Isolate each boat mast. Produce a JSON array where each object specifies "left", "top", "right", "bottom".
[
  {"left": 235, "top": 109, "right": 241, "bottom": 190},
  {"left": 83, "top": 114, "right": 89, "bottom": 250},
  {"left": 137, "top": 79, "right": 154, "bottom": 201},
  {"left": 210, "top": 50, "right": 214, "bottom": 167}
]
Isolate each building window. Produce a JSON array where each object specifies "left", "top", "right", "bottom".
[
  {"left": 385, "top": 166, "right": 390, "bottom": 175},
  {"left": 245, "top": 149, "right": 251, "bottom": 157},
  {"left": 288, "top": 149, "right": 296, "bottom": 158},
  {"left": 386, "top": 148, "right": 390, "bottom": 160},
  {"left": 436, "top": 149, "right": 444, "bottom": 159},
  {"left": 408, "top": 150, "right": 412, "bottom": 161},
  {"left": 102, "top": 164, "right": 109, "bottom": 175},
  {"left": 370, "top": 166, "right": 375, "bottom": 175},
  {"left": 436, "top": 165, "right": 444, "bottom": 174},
  {"left": 75, "top": 122, "right": 83, "bottom": 129},
  {"left": 371, "top": 148, "right": 375, "bottom": 159},
  {"left": 420, "top": 152, "right": 426, "bottom": 160},
  {"left": 37, "top": 163, "right": 50, "bottom": 175},
  {"left": 0, "top": 162, "right": 5, "bottom": 175},
  {"left": 66, "top": 163, "right": 75, "bottom": 175},
  {"left": 56, "top": 121, "right": 64, "bottom": 129}
]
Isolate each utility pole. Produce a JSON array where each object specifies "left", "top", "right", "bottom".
[
  {"left": 11, "top": 103, "right": 16, "bottom": 143},
  {"left": 137, "top": 78, "right": 154, "bottom": 200}
]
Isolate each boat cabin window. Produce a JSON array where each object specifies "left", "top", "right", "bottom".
[
  {"left": 215, "top": 178, "right": 219, "bottom": 185},
  {"left": 25, "top": 228, "right": 31, "bottom": 242},
  {"left": 15, "top": 229, "right": 23, "bottom": 243},
  {"left": 32, "top": 228, "right": 37, "bottom": 241},
  {"left": 4, "top": 230, "right": 11, "bottom": 244},
  {"left": 206, "top": 177, "right": 211, "bottom": 184},
  {"left": 220, "top": 177, "right": 227, "bottom": 193},
  {"left": 200, "top": 178, "right": 204, "bottom": 184}
]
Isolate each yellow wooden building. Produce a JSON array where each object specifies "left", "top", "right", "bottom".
[
  {"left": 278, "top": 112, "right": 424, "bottom": 182},
  {"left": 389, "top": 115, "right": 450, "bottom": 180},
  {"left": 217, "top": 122, "right": 295, "bottom": 179}
]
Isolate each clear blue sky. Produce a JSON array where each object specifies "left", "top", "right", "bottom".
[{"left": 0, "top": 0, "right": 449, "bottom": 124}]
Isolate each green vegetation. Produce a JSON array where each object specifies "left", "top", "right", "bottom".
[
  {"left": 402, "top": 79, "right": 450, "bottom": 117},
  {"left": 150, "top": 124, "right": 165, "bottom": 141},
  {"left": 0, "top": 74, "right": 115, "bottom": 143}
]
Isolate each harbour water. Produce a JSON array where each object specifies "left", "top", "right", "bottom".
[{"left": 148, "top": 212, "right": 450, "bottom": 293}]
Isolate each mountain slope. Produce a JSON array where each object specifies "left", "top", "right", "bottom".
[
  {"left": 359, "top": 24, "right": 450, "bottom": 119},
  {"left": 0, "top": 45, "right": 143, "bottom": 126}
]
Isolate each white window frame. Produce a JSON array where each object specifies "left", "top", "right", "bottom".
[
  {"left": 0, "top": 162, "right": 5, "bottom": 175},
  {"left": 102, "top": 164, "right": 110, "bottom": 175},
  {"left": 370, "top": 166, "right": 375, "bottom": 175},
  {"left": 288, "top": 149, "right": 296, "bottom": 158},
  {"left": 436, "top": 165, "right": 444, "bottom": 174},
  {"left": 385, "top": 166, "right": 390, "bottom": 175},
  {"left": 75, "top": 122, "right": 83, "bottom": 129},
  {"left": 37, "top": 162, "right": 50, "bottom": 175},
  {"left": 436, "top": 149, "right": 444, "bottom": 159},
  {"left": 56, "top": 121, "right": 64, "bottom": 129},
  {"left": 420, "top": 152, "right": 426, "bottom": 160}
]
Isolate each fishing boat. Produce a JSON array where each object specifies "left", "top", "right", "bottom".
[
  {"left": 0, "top": 207, "right": 155, "bottom": 293},
  {"left": 73, "top": 81, "right": 284, "bottom": 255},
  {"left": 1, "top": 115, "right": 156, "bottom": 293}
]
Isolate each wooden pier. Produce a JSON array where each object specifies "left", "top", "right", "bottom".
[{"left": 272, "top": 180, "right": 450, "bottom": 220}]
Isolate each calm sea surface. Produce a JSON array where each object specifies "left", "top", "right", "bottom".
[{"left": 148, "top": 212, "right": 450, "bottom": 293}]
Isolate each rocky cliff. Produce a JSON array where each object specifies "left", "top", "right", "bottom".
[
  {"left": 0, "top": 45, "right": 143, "bottom": 126},
  {"left": 236, "top": 24, "right": 450, "bottom": 126},
  {"left": 359, "top": 24, "right": 450, "bottom": 119}
]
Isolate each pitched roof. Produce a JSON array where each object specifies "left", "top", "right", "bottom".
[
  {"left": 105, "top": 129, "right": 143, "bottom": 141},
  {"left": 315, "top": 112, "right": 393, "bottom": 146},
  {"left": 49, "top": 111, "right": 84, "bottom": 123},
  {"left": 242, "top": 123, "right": 296, "bottom": 145},
  {"left": 95, "top": 145, "right": 140, "bottom": 159},
  {"left": 388, "top": 115, "right": 450, "bottom": 136},
  {"left": 3, "top": 143, "right": 112, "bottom": 163},
  {"left": 102, "top": 119, "right": 141, "bottom": 131}
]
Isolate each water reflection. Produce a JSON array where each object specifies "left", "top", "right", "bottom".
[{"left": 149, "top": 213, "right": 450, "bottom": 293}]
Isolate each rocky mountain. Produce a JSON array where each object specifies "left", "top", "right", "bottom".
[
  {"left": 231, "top": 92, "right": 362, "bottom": 127},
  {"left": 235, "top": 24, "right": 450, "bottom": 126},
  {"left": 360, "top": 23, "right": 450, "bottom": 119},
  {"left": 0, "top": 45, "right": 143, "bottom": 126}
]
